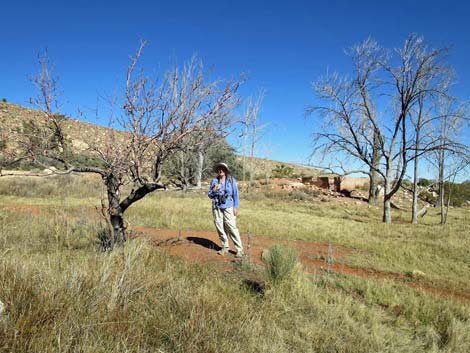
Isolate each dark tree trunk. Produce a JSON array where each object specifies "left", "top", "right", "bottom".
[
  {"left": 382, "top": 173, "right": 392, "bottom": 223},
  {"left": 368, "top": 169, "right": 380, "bottom": 206},
  {"left": 103, "top": 179, "right": 166, "bottom": 249},
  {"left": 368, "top": 132, "right": 381, "bottom": 206},
  {"left": 105, "top": 173, "right": 126, "bottom": 247}
]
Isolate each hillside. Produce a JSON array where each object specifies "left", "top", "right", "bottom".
[
  {"left": 0, "top": 102, "right": 128, "bottom": 155},
  {"left": 0, "top": 101, "right": 320, "bottom": 177}
]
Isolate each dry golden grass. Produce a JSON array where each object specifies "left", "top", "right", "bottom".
[{"left": 0, "top": 175, "right": 469, "bottom": 352}]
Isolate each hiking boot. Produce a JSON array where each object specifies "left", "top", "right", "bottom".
[
  {"left": 235, "top": 250, "right": 245, "bottom": 258},
  {"left": 217, "top": 248, "right": 229, "bottom": 256}
]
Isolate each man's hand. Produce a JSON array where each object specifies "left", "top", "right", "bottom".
[{"left": 233, "top": 208, "right": 238, "bottom": 217}]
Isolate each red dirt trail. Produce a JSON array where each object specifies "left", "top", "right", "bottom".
[
  {"left": 135, "top": 226, "right": 470, "bottom": 302},
  {"left": 3, "top": 203, "right": 470, "bottom": 302}
]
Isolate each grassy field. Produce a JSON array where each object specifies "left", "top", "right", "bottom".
[{"left": 0, "top": 175, "right": 469, "bottom": 352}]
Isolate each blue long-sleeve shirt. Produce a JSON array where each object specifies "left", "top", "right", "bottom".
[{"left": 208, "top": 176, "right": 240, "bottom": 209}]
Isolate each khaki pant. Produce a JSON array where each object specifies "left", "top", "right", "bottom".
[{"left": 212, "top": 207, "right": 243, "bottom": 252}]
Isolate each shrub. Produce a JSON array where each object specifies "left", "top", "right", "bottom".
[
  {"left": 418, "top": 178, "right": 434, "bottom": 187},
  {"left": 420, "top": 190, "right": 437, "bottom": 204},
  {"left": 272, "top": 164, "right": 294, "bottom": 178},
  {"left": 262, "top": 244, "right": 299, "bottom": 285},
  {"left": 447, "top": 181, "right": 470, "bottom": 207}
]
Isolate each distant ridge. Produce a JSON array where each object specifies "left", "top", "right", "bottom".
[
  {"left": 0, "top": 101, "right": 321, "bottom": 176},
  {"left": 0, "top": 102, "right": 127, "bottom": 155}
]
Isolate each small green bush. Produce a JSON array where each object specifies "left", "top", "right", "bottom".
[
  {"left": 262, "top": 244, "right": 299, "bottom": 285},
  {"left": 420, "top": 190, "right": 437, "bottom": 204},
  {"left": 272, "top": 164, "right": 294, "bottom": 178},
  {"left": 418, "top": 178, "right": 434, "bottom": 187}
]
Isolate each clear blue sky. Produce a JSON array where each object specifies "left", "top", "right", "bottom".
[{"left": 2, "top": 0, "right": 469, "bottom": 165}]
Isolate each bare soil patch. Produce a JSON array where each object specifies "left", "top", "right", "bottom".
[{"left": 134, "top": 226, "right": 351, "bottom": 267}]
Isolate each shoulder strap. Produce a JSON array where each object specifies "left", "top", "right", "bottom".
[{"left": 223, "top": 176, "right": 233, "bottom": 193}]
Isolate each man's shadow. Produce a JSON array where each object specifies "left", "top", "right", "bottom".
[{"left": 186, "top": 237, "right": 221, "bottom": 251}]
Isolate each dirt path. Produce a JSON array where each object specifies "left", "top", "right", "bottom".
[
  {"left": 135, "top": 226, "right": 470, "bottom": 302},
  {"left": 3, "top": 202, "right": 470, "bottom": 301}
]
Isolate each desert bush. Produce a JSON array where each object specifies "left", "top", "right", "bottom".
[
  {"left": 272, "top": 163, "right": 294, "bottom": 178},
  {"left": 262, "top": 244, "right": 299, "bottom": 285},
  {"left": 420, "top": 190, "right": 437, "bottom": 204},
  {"left": 446, "top": 181, "right": 470, "bottom": 207},
  {"left": 418, "top": 178, "right": 434, "bottom": 187},
  {"left": 289, "top": 187, "right": 322, "bottom": 200},
  {"left": 289, "top": 190, "right": 309, "bottom": 201}
]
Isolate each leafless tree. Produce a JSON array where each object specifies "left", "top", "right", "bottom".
[
  {"left": 431, "top": 96, "right": 469, "bottom": 224},
  {"left": 408, "top": 85, "right": 467, "bottom": 223},
  {"left": 309, "top": 34, "right": 457, "bottom": 223},
  {"left": 308, "top": 38, "right": 383, "bottom": 206},
  {"left": 22, "top": 42, "right": 242, "bottom": 247},
  {"left": 158, "top": 57, "right": 243, "bottom": 191},
  {"left": 242, "top": 90, "right": 266, "bottom": 193},
  {"left": 409, "top": 93, "right": 433, "bottom": 224}
]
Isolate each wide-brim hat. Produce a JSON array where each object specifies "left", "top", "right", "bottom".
[{"left": 214, "top": 162, "right": 230, "bottom": 173}]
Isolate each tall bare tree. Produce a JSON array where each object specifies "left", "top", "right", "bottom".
[
  {"left": 409, "top": 93, "right": 432, "bottom": 224},
  {"left": 309, "top": 34, "right": 455, "bottom": 223},
  {"left": 308, "top": 38, "right": 383, "bottom": 206},
  {"left": 22, "top": 42, "right": 242, "bottom": 247},
  {"left": 408, "top": 86, "right": 467, "bottom": 223},
  {"left": 242, "top": 90, "right": 265, "bottom": 193},
  {"left": 431, "top": 96, "right": 469, "bottom": 224}
]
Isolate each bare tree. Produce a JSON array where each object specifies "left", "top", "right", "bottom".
[
  {"left": 242, "top": 90, "right": 265, "bottom": 193},
  {"left": 379, "top": 35, "right": 452, "bottom": 222},
  {"left": 408, "top": 85, "right": 467, "bottom": 223},
  {"left": 159, "top": 57, "right": 243, "bottom": 191},
  {"left": 22, "top": 42, "right": 242, "bottom": 247},
  {"left": 309, "top": 35, "right": 455, "bottom": 223},
  {"left": 308, "top": 38, "right": 383, "bottom": 206},
  {"left": 431, "top": 96, "right": 469, "bottom": 224},
  {"left": 409, "top": 93, "right": 432, "bottom": 224}
]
